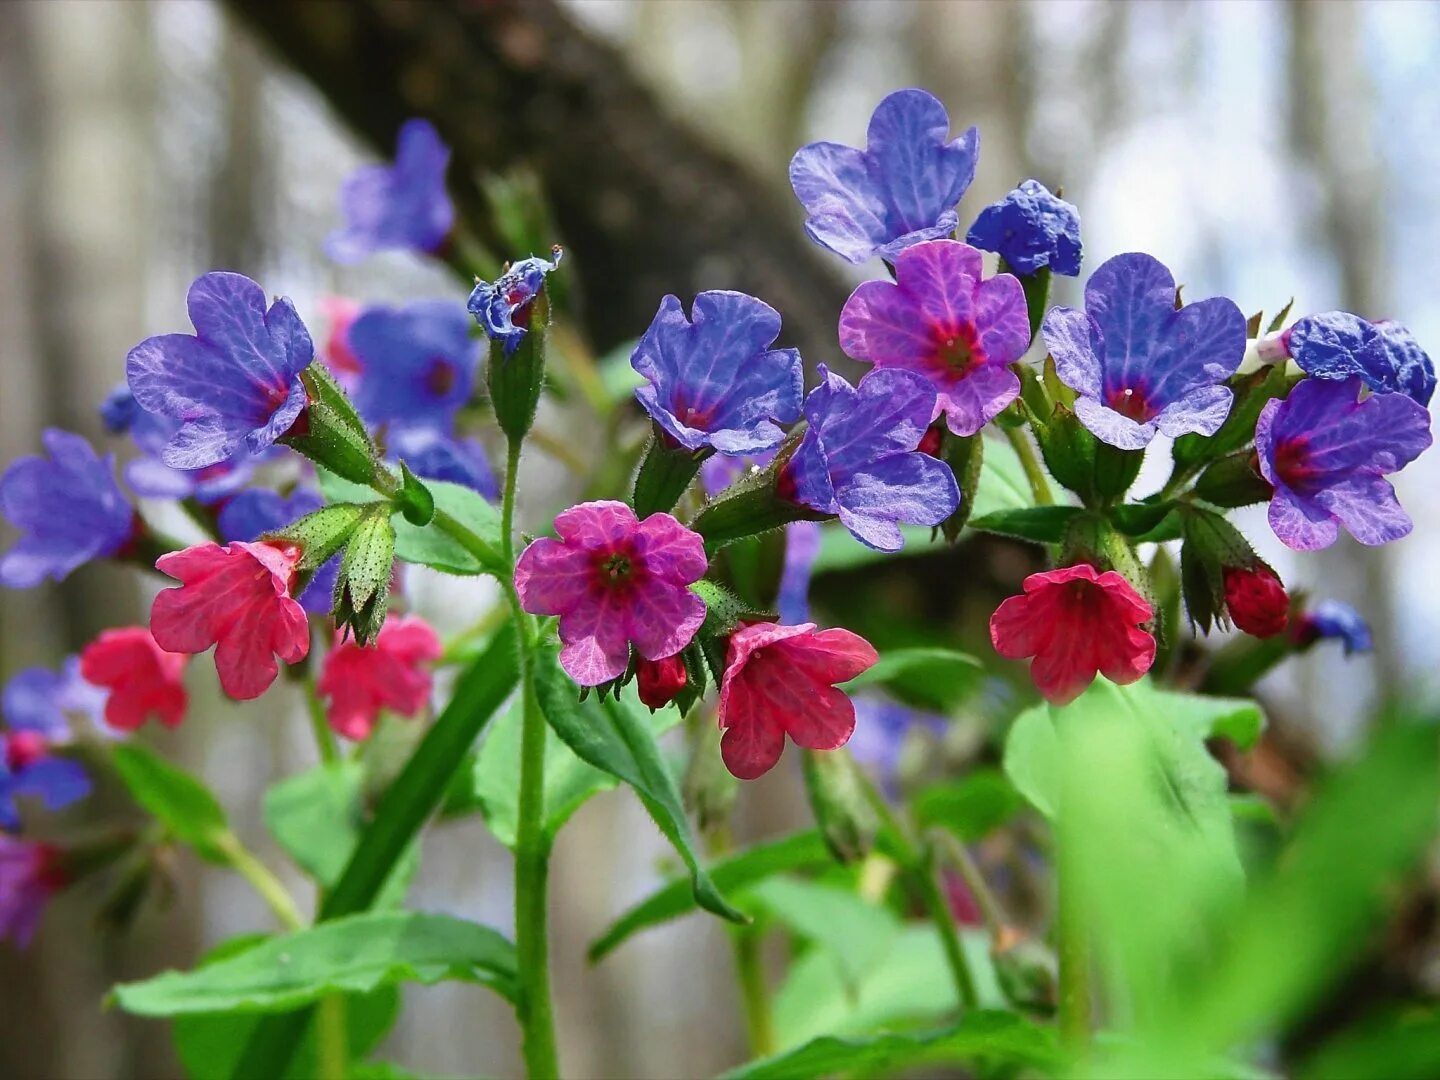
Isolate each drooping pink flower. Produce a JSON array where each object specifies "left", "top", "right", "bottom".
[
  {"left": 79, "top": 627, "right": 188, "bottom": 731},
  {"left": 636, "top": 654, "right": 688, "bottom": 711},
  {"left": 717, "top": 622, "right": 879, "bottom": 780},
  {"left": 0, "top": 837, "right": 66, "bottom": 947},
  {"left": 989, "top": 563, "right": 1154, "bottom": 705},
  {"left": 150, "top": 541, "right": 310, "bottom": 701},
  {"left": 515, "top": 501, "right": 707, "bottom": 686},
  {"left": 318, "top": 614, "right": 442, "bottom": 741}
]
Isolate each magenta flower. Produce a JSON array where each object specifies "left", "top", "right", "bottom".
[
  {"left": 150, "top": 541, "right": 311, "bottom": 701},
  {"left": 718, "top": 622, "right": 878, "bottom": 780},
  {"left": 0, "top": 838, "right": 66, "bottom": 947},
  {"left": 515, "top": 501, "right": 707, "bottom": 686},
  {"left": 839, "top": 240, "right": 1031, "bottom": 435},
  {"left": 318, "top": 614, "right": 442, "bottom": 741},
  {"left": 78, "top": 627, "right": 189, "bottom": 732}
]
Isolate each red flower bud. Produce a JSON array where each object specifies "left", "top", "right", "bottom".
[
  {"left": 636, "top": 654, "right": 689, "bottom": 710},
  {"left": 917, "top": 423, "right": 945, "bottom": 458},
  {"left": 1223, "top": 564, "right": 1289, "bottom": 638}
]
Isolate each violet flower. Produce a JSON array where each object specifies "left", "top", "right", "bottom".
[
  {"left": 327, "top": 118, "right": 455, "bottom": 263},
  {"left": 965, "top": 178, "right": 1082, "bottom": 277}
]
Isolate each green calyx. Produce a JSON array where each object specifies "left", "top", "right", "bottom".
[{"left": 333, "top": 506, "right": 397, "bottom": 646}]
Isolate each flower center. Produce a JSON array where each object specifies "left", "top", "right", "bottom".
[
  {"left": 929, "top": 322, "right": 985, "bottom": 376},
  {"left": 426, "top": 358, "right": 457, "bottom": 397},
  {"left": 1106, "top": 385, "right": 1152, "bottom": 422},
  {"left": 1273, "top": 437, "right": 1320, "bottom": 491},
  {"left": 591, "top": 542, "right": 644, "bottom": 594},
  {"left": 670, "top": 395, "right": 714, "bottom": 430},
  {"left": 5, "top": 731, "right": 48, "bottom": 772}
]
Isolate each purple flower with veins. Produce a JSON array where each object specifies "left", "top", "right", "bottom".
[
  {"left": 514, "top": 500, "right": 707, "bottom": 686},
  {"left": 965, "top": 178, "right": 1082, "bottom": 277},
  {"left": 0, "top": 837, "right": 66, "bottom": 946},
  {"left": 790, "top": 88, "right": 978, "bottom": 265},
  {"left": 126, "top": 272, "right": 313, "bottom": 469},
  {"left": 1041, "top": 253, "right": 1247, "bottom": 450},
  {"left": 1285, "top": 311, "right": 1435, "bottom": 406},
  {"left": 839, "top": 240, "right": 1030, "bottom": 436},
  {"left": 632, "top": 292, "right": 803, "bottom": 455},
  {"left": 101, "top": 385, "right": 254, "bottom": 504},
  {"left": 349, "top": 301, "right": 478, "bottom": 431},
  {"left": 389, "top": 427, "right": 498, "bottom": 500},
  {"left": 782, "top": 366, "right": 959, "bottom": 552},
  {"left": 468, "top": 248, "right": 563, "bottom": 358},
  {"left": 1256, "top": 377, "right": 1431, "bottom": 551},
  {"left": 327, "top": 118, "right": 454, "bottom": 264},
  {"left": 1, "top": 430, "right": 134, "bottom": 589},
  {"left": 1293, "top": 600, "right": 1372, "bottom": 656},
  {"left": 1, "top": 669, "right": 92, "bottom": 832},
  {"left": 217, "top": 488, "right": 336, "bottom": 616}
]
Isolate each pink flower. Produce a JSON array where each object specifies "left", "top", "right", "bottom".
[
  {"left": 636, "top": 654, "right": 688, "bottom": 710},
  {"left": 989, "top": 563, "right": 1154, "bottom": 705},
  {"left": 318, "top": 614, "right": 442, "bottom": 740},
  {"left": 79, "top": 627, "right": 188, "bottom": 731},
  {"left": 150, "top": 541, "right": 310, "bottom": 701},
  {"left": 0, "top": 837, "right": 66, "bottom": 947},
  {"left": 515, "top": 500, "right": 707, "bottom": 686},
  {"left": 319, "top": 296, "right": 364, "bottom": 380},
  {"left": 717, "top": 622, "right": 878, "bottom": 780}
]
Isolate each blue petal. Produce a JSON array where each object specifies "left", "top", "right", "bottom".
[{"left": 13, "top": 758, "right": 90, "bottom": 812}]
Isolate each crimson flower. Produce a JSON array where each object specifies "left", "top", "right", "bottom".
[
  {"left": 636, "top": 655, "right": 689, "bottom": 711},
  {"left": 79, "top": 627, "right": 188, "bottom": 731},
  {"left": 1222, "top": 565, "right": 1289, "bottom": 638},
  {"left": 318, "top": 614, "right": 442, "bottom": 741}
]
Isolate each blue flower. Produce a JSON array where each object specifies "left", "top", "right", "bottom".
[
  {"left": 631, "top": 291, "right": 803, "bottom": 455},
  {"left": 349, "top": 300, "right": 478, "bottom": 431},
  {"left": 1256, "top": 377, "right": 1431, "bottom": 551},
  {"left": 467, "top": 248, "right": 563, "bottom": 357},
  {"left": 1285, "top": 311, "right": 1435, "bottom": 406},
  {"left": 126, "top": 272, "right": 313, "bottom": 469},
  {"left": 217, "top": 487, "right": 336, "bottom": 615},
  {"left": 1, "top": 430, "right": 134, "bottom": 588},
  {"left": 326, "top": 119, "right": 455, "bottom": 264},
  {"left": 1, "top": 668, "right": 94, "bottom": 832},
  {"left": 783, "top": 366, "right": 959, "bottom": 552},
  {"left": 2, "top": 661, "right": 106, "bottom": 741},
  {"left": 848, "top": 695, "right": 947, "bottom": 797},
  {"left": 389, "top": 427, "right": 498, "bottom": 500},
  {"left": 1294, "top": 600, "right": 1372, "bottom": 656},
  {"left": 965, "top": 179, "right": 1082, "bottom": 277},
  {"left": 100, "top": 385, "right": 255, "bottom": 504},
  {"left": 1041, "top": 253, "right": 1248, "bottom": 449},
  {"left": 789, "top": 88, "right": 978, "bottom": 265}
]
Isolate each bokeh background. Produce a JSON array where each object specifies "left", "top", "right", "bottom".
[{"left": 1, "top": 1, "right": 1438, "bottom": 1076}]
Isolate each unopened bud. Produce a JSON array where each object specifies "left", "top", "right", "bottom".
[
  {"left": 1223, "top": 564, "right": 1289, "bottom": 638},
  {"left": 636, "top": 654, "right": 688, "bottom": 711}
]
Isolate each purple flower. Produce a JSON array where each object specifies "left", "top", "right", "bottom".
[
  {"left": 839, "top": 239, "right": 1031, "bottom": 436},
  {"left": 389, "top": 427, "right": 498, "bottom": 500},
  {"left": 0, "top": 838, "right": 66, "bottom": 946},
  {"left": 1041, "top": 253, "right": 1247, "bottom": 450},
  {"left": 848, "top": 695, "right": 947, "bottom": 796},
  {"left": 965, "top": 178, "right": 1082, "bottom": 277},
  {"left": 790, "top": 88, "right": 979, "bottom": 265},
  {"left": 126, "top": 272, "right": 313, "bottom": 469},
  {"left": 467, "top": 248, "right": 563, "bottom": 358},
  {"left": 1293, "top": 600, "right": 1372, "bottom": 655},
  {"left": 1285, "top": 311, "right": 1435, "bottom": 406},
  {"left": 1256, "top": 378, "right": 1431, "bottom": 551},
  {"left": 1, "top": 669, "right": 92, "bottom": 832},
  {"left": 782, "top": 366, "right": 959, "bottom": 552},
  {"left": 1, "top": 430, "right": 134, "bottom": 588},
  {"left": 631, "top": 292, "right": 803, "bottom": 455},
  {"left": 2, "top": 661, "right": 106, "bottom": 741},
  {"left": 326, "top": 118, "right": 454, "bottom": 264},
  {"left": 349, "top": 301, "right": 478, "bottom": 431},
  {"left": 102, "top": 386, "right": 254, "bottom": 504},
  {"left": 217, "top": 487, "right": 335, "bottom": 615}
]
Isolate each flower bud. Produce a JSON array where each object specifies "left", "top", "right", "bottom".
[
  {"left": 279, "top": 366, "right": 379, "bottom": 486},
  {"left": 636, "top": 654, "right": 688, "bottom": 711},
  {"left": 333, "top": 506, "right": 396, "bottom": 645},
  {"left": 1223, "top": 565, "right": 1289, "bottom": 638},
  {"left": 801, "top": 749, "right": 878, "bottom": 864},
  {"left": 1180, "top": 507, "right": 1282, "bottom": 636}
]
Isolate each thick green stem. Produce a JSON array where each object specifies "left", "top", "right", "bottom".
[
  {"left": 315, "top": 996, "right": 349, "bottom": 1080},
  {"left": 733, "top": 926, "right": 776, "bottom": 1058},
  {"left": 1003, "top": 426, "right": 1055, "bottom": 506},
  {"left": 1057, "top": 836, "right": 1091, "bottom": 1051}
]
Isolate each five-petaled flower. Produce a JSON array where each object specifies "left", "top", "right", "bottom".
[
  {"left": 349, "top": 300, "right": 479, "bottom": 431},
  {"left": 514, "top": 501, "right": 707, "bottom": 686},
  {"left": 150, "top": 541, "right": 311, "bottom": 701},
  {"left": 126, "top": 272, "right": 313, "bottom": 469},
  {"left": 1292, "top": 600, "right": 1372, "bottom": 656},
  {"left": 218, "top": 488, "right": 337, "bottom": 615},
  {"left": 468, "top": 248, "right": 564, "bottom": 357},
  {"left": 1041, "top": 253, "right": 1247, "bottom": 449},
  {"left": 965, "top": 178, "right": 1082, "bottom": 277},
  {"left": 631, "top": 291, "right": 803, "bottom": 455},
  {"left": 0, "top": 838, "right": 67, "bottom": 947},
  {"left": 989, "top": 563, "right": 1155, "bottom": 705},
  {"left": 101, "top": 386, "right": 256, "bottom": 505},
  {"left": 782, "top": 365, "right": 960, "bottom": 551},
  {"left": 1255, "top": 378, "right": 1431, "bottom": 551},
  {"left": 0, "top": 429, "right": 135, "bottom": 589},
  {"left": 1284, "top": 311, "right": 1435, "bottom": 406},
  {"left": 327, "top": 118, "right": 455, "bottom": 263},
  {"left": 790, "top": 88, "right": 978, "bottom": 265},
  {"left": 717, "top": 621, "right": 878, "bottom": 780},
  {"left": 79, "top": 627, "right": 189, "bottom": 732},
  {"left": 1222, "top": 565, "right": 1289, "bottom": 638},
  {"left": 839, "top": 240, "right": 1031, "bottom": 435},
  {"left": 318, "top": 614, "right": 442, "bottom": 741}
]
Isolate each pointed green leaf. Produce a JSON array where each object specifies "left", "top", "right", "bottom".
[{"left": 112, "top": 744, "right": 231, "bottom": 865}]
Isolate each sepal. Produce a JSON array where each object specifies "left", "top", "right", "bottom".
[
  {"left": 395, "top": 461, "right": 436, "bottom": 526},
  {"left": 280, "top": 366, "right": 379, "bottom": 486},
  {"left": 487, "top": 289, "right": 549, "bottom": 445},
  {"left": 267, "top": 502, "right": 368, "bottom": 571},
  {"left": 333, "top": 506, "right": 396, "bottom": 645},
  {"left": 801, "top": 749, "right": 878, "bottom": 864},
  {"left": 1179, "top": 506, "right": 1265, "bottom": 634},
  {"left": 631, "top": 426, "right": 709, "bottom": 518},
  {"left": 1194, "top": 452, "right": 1271, "bottom": 508},
  {"left": 689, "top": 436, "right": 820, "bottom": 550}
]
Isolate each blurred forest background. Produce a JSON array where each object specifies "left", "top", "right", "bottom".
[{"left": 2, "top": 1, "right": 1439, "bottom": 1077}]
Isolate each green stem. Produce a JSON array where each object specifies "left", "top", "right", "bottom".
[
  {"left": 912, "top": 842, "right": 980, "bottom": 1011},
  {"left": 304, "top": 671, "right": 340, "bottom": 767},
  {"left": 935, "top": 831, "right": 1009, "bottom": 943},
  {"left": 1158, "top": 462, "right": 1202, "bottom": 501},
  {"left": 1057, "top": 835, "right": 1091, "bottom": 1051},
  {"left": 218, "top": 834, "right": 304, "bottom": 931},
  {"left": 315, "top": 996, "right": 348, "bottom": 1080},
  {"left": 733, "top": 926, "right": 776, "bottom": 1058},
  {"left": 1003, "top": 426, "right": 1055, "bottom": 506}
]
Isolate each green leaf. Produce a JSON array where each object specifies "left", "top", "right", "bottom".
[
  {"left": 1300, "top": 1008, "right": 1440, "bottom": 1080},
  {"left": 847, "top": 647, "right": 983, "bottom": 712},
  {"left": 969, "top": 505, "right": 1082, "bottom": 542},
  {"left": 111, "top": 744, "right": 232, "bottom": 864},
  {"left": 720, "top": 1011, "right": 1058, "bottom": 1080},
  {"left": 114, "top": 912, "right": 517, "bottom": 1016},
  {"left": 590, "top": 831, "right": 833, "bottom": 962},
  {"left": 533, "top": 643, "right": 744, "bottom": 925},
  {"left": 747, "top": 877, "right": 899, "bottom": 989},
  {"left": 1001, "top": 703, "right": 1061, "bottom": 818},
  {"left": 913, "top": 768, "right": 1026, "bottom": 841}
]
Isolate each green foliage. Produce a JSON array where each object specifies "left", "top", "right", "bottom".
[
  {"left": 847, "top": 647, "right": 983, "bottom": 712},
  {"left": 111, "top": 744, "right": 232, "bottom": 865},
  {"left": 394, "top": 461, "right": 435, "bottom": 526},
  {"left": 747, "top": 877, "right": 898, "bottom": 989},
  {"left": 912, "top": 767, "right": 1026, "bottom": 841},
  {"left": 113, "top": 912, "right": 517, "bottom": 1016},
  {"left": 969, "top": 505, "right": 1081, "bottom": 542}
]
